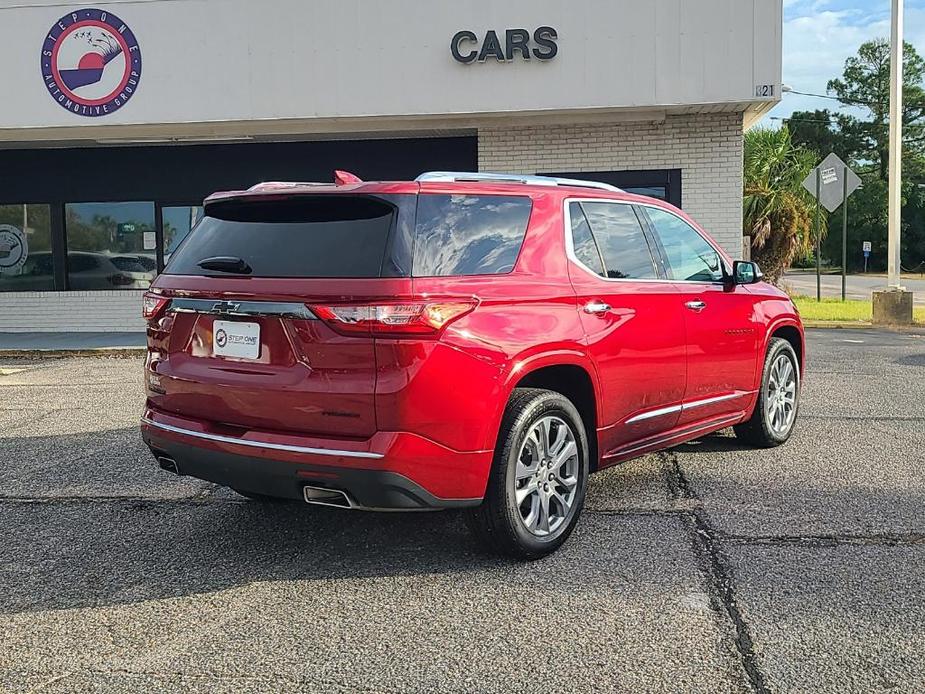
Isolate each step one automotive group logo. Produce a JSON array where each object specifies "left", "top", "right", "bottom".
[
  {"left": 0, "top": 226, "right": 28, "bottom": 274},
  {"left": 41, "top": 8, "right": 142, "bottom": 117}
]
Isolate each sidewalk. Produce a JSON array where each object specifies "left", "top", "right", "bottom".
[{"left": 0, "top": 332, "right": 146, "bottom": 356}]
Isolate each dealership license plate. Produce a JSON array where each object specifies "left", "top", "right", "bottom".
[{"left": 212, "top": 320, "right": 260, "bottom": 360}]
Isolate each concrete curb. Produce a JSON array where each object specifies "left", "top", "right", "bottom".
[
  {"left": 803, "top": 320, "right": 925, "bottom": 334},
  {"left": 0, "top": 347, "right": 146, "bottom": 359}
]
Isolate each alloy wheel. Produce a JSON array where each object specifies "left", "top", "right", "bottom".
[
  {"left": 513, "top": 416, "right": 580, "bottom": 537},
  {"left": 766, "top": 353, "right": 797, "bottom": 437}
]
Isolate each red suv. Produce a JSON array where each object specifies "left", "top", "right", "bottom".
[{"left": 141, "top": 171, "right": 803, "bottom": 559}]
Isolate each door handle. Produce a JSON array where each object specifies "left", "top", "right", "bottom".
[
  {"left": 685, "top": 300, "right": 707, "bottom": 312},
  {"left": 583, "top": 301, "right": 612, "bottom": 315}
]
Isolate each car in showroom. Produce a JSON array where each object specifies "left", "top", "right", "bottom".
[{"left": 140, "top": 171, "right": 804, "bottom": 559}]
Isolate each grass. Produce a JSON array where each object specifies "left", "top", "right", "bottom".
[{"left": 792, "top": 295, "right": 925, "bottom": 324}]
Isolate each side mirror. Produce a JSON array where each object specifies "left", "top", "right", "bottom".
[{"left": 732, "top": 260, "right": 762, "bottom": 285}]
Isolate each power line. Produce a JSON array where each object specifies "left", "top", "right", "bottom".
[{"left": 783, "top": 88, "right": 881, "bottom": 108}]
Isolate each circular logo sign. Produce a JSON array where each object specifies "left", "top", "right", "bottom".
[
  {"left": 215, "top": 329, "right": 228, "bottom": 348},
  {"left": 41, "top": 8, "right": 142, "bottom": 117},
  {"left": 0, "top": 225, "right": 28, "bottom": 274}
]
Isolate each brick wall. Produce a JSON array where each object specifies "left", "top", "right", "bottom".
[
  {"left": 478, "top": 113, "right": 745, "bottom": 255},
  {"left": 0, "top": 291, "right": 145, "bottom": 332}
]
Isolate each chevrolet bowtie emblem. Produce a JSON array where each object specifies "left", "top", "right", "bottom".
[{"left": 211, "top": 301, "right": 241, "bottom": 314}]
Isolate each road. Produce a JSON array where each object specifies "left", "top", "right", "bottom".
[
  {"left": 784, "top": 271, "right": 925, "bottom": 306},
  {"left": 2, "top": 329, "right": 924, "bottom": 693}
]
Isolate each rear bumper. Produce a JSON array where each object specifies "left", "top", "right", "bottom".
[{"left": 140, "top": 407, "right": 490, "bottom": 510}]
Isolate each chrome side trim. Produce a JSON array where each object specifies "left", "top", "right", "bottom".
[
  {"left": 167, "top": 298, "right": 317, "bottom": 320},
  {"left": 141, "top": 417, "right": 384, "bottom": 459},
  {"left": 625, "top": 392, "right": 753, "bottom": 425},
  {"left": 682, "top": 392, "right": 749, "bottom": 411},
  {"left": 611, "top": 413, "right": 744, "bottom": 460},
  {"left": 626, "top": 404, "right": 683, "bottom": 424}
]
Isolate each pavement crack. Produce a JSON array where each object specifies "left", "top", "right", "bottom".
[
  {"left": 687, "top": 510, "right": 771, "bottom": 694},
  {"left": 659, "top": 451, "right": 771, "bottom": 694},
  {"left": 0, "top": 495, "right": 243, "bottom": 506},
  {"left": 802, "top": 415, "right": 925, "bottom": 422},
  {"left": 724, "top": 532, "right": 925, "bottom": 547},
  {"left": 26, "top": 672, "right": 74, "bottom": 693},
  {"left": 664, "top": 450, "right": 694, "bottom": 501},
  {"left": 585, "top": 507, "right": 691, "bottom": 518}
]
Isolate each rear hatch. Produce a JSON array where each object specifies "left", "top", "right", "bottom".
[{"left": 145, "top": 189, "right": 416, "bottom": 439}]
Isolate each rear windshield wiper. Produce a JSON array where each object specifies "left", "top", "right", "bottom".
[{"left": 197, "top": 256, "right": 252, "bottom": 274}]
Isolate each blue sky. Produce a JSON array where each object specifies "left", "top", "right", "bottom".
[{"left": 766, "top": 0, "right": 925, "bottom": 123}]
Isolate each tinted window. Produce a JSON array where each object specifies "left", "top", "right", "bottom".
[
  {"left": 579, "top": 202, "right": 657, "bottom": 279},
  {"left": 646, "top": 208, "right": 724, "bottom": 282},
  {"left": 68, "top": 253, "right": 101, "bottom": 272},
  {"left": 413, "top": 194, "right": 531, "bottom": 276},
  {"left": 166, "top": 196, "right": 398, "bottom": 278},
  {"left": 0, "top": 204, "right": 54, "bottom": 292},
  {"left": 65, "top": 202, "right": 157, "bottom": 290},
  {"left": 568, "top": 202, "right": 605, "bottom": 277},
  {"left": 163, "top": 205, "right": 204, "bottom": 264}
]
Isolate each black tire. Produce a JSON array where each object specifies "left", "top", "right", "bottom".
[
  {"left": 465, "top": 388, "right": 590, "bottom": 560},
  {"left": 734, "top": 337, "right": 801, "bottom": 448}
]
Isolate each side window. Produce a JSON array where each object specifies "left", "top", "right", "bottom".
[
  {"left": 413, "top": 194, "right": 532, "bottom": 276},
  {"left": 568, "top": 202, "right": 605, "bottom": 277},
  {"left": 579, "top": 202, "right": 657, "bottom": 279},
  {"left": 646, "top": 208, "right": 724, "bottom": 282}
]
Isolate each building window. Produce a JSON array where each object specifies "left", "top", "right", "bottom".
[
  {"left": 65, "top": 202, "right": 156, "bottom": 290},
  {"left": 546, "top": 169, "right": 682, "bottom": 209},
  {"left": 623, "top": 186, "right": 667, "bottom": 201},
  {"left": 162, "top": 205, "right": 204, "bottom": 265},
  {"left": 0, "top": 204, "right": 54, "bottom": 292}
]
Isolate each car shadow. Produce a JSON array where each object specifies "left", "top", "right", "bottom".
[
  {"left": 671, "top": 432, "right": 750, "bottom": 454},
  {"left": 1, "top": 427, "right": 593, "bottom": 616},
  {"left": 4, "top": 424, "right": 923, "bottom": 620}
]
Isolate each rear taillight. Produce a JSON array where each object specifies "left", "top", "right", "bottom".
[
  {"left": 309, "top": 301, "right": 476, "bottom": 336},
  {"left": 142, "top": 292, "right": 170, "bottom": 321}
]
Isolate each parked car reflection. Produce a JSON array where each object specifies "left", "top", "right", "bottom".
[
  {"left": 0, "top": 251, "right": 156, "bottom": 290},
  {"left": 68, "top": 252, "right": 155, "bottom": 289}
]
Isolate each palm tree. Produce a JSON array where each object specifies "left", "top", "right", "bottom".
[{"left": 744, "top": 126, "right": 823, "bottom": 283}]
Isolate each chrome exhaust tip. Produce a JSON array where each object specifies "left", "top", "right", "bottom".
[
  {"left": 302, "top": 485, "right": 353, "bottom": 509},
  {"left": 157, "top": 456, "right": 180, "bottom": 475}
]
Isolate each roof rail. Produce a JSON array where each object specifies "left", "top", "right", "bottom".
[{"left": 415, "top": 171, "right": 623, "bottom": 194}]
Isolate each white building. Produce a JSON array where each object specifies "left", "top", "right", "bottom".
[{"left": 0, "top": 0, "right": 782, "bottom": 332}]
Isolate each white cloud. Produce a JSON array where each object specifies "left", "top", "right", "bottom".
[{"left": 763, "top": 3, "right": 925, "bottom": 125}]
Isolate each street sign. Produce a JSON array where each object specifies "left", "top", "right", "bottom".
[
  {"left": 863, "top": 241, "right": 872, "bottom": 253},
  {"left": 802, "top": 153, "right": 862, "bottom": 213}
]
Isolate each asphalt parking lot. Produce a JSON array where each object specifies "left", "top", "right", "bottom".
[{"left": 2, "top": 328, "right": 924, "bottom": 694}]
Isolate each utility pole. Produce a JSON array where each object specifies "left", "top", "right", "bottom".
[
  {"left": 874, "top": 0, "right": 915, "bottom": 324},
  {"left": 888, "top": 0, "right": 903, "bottom": 288}
]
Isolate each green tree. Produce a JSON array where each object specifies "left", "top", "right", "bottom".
[
  {"left": 743, "top": 126, "right": 822, "bottom": 283},
  {"left": 828, "top": 39, "right": 925, "bottom": 181},
  {"left": 783, "top": 40, "right": 925, "bottom": 272},
  {"left": 787, "top": 109, "right": 853, "bottom": 163}
]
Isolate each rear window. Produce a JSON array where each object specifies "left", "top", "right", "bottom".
[
  {"left": 165, "top": 196, "right": 398, "bottom": 278},
  {"left": 412, "top": 194, "right": 532, "bottom": 276}
]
